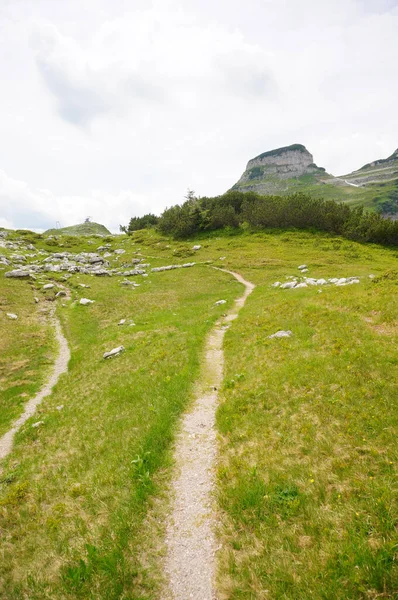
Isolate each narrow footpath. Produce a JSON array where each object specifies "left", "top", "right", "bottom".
[
  {"left": 0, "top": 316, "right": 70, "bottom": 461},
  {"left": 164, "top": 269, "right": 255, "bottom": 600}
]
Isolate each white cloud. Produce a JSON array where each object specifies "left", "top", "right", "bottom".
[
  {"left": 0, "top": 0, "right": 397, "bottom": 230},
  {"left": 0, "top": 170, "right": 148, "bottom": 232}
]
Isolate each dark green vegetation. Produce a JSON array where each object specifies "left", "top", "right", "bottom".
[
  {"left": 253, "top": 144, "right": 308, "bottom": 161},
  {"left": 156, "top": 191, "right": 398, "bottom": 245},
  {"left": 1, "top": 227, "right": 397, "bottom": 599},
  {"left": 44, "top": 221, "right": 111, "bottom": 236},
  {"left": 122, "top": 213, "right": 159, "bottom": 233}
]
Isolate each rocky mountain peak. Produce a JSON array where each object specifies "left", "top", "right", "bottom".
[{"left": 233, "top": 143, "right": 326, "bottom": 193}]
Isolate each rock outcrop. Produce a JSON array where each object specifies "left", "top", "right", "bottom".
[
  {"left": 230, "top": 143, "right": 398, "bottom": 217},
  {"left": 233, "top": 144, "right": 327, "bottom": 194}
]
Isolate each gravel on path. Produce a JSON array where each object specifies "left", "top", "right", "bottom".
[
  {"left": 0, "top": 315, "right": 70, "bottom": 461},
  {"left": 164, "top": 269, "right": 254, "bottom": 600}
]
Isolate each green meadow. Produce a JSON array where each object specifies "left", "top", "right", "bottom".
[{"left": 0, "top": 228, "right": 397, "bottom": 599}]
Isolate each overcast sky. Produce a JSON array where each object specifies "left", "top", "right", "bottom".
[{"left": 0, "top": 0, "right": 397, "bottom": 232}]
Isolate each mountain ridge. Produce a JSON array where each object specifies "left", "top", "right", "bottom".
[{"left": 231, "top": 143, "right": 398, "bottom": 217}]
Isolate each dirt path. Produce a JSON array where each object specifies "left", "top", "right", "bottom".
[
  {"left": 164, "top": 269, "right": 254, "bottom": 599},
  {"left": 0, "top": 315, "right": 70, "bottom": 461}
]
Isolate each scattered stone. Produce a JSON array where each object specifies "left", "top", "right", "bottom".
[
  {"left": 43, "top": 283, "right": 55, "bottom": 290},
  {"left": 6, "top": 313, "right": 18, "bottom": 320},
  {"left": 78, "top": 283, "right": 90, "bottom": 288},
  {"left": 121, "top": 280, "right": 139, "bottom": 286},
  {"left": 298, "top": 264, "right": 307, "bottom": 270},
  {"left": 272, "top": 281, "right": 281, "bottom": 288},
  {"left": 103, "top": 345, "right": 125, "bottom": 359},
  {"left": 55, "top": 291, "right": 67, "bottom": 298},
  {"left": 5, "top": 269, "right": 32, "bottom": 278},
  {"left": 280, "top": 281, "right": 297, "bottom": 289},
  {"left": 118, "top": 319, "right": 126, "bottom": 325},
  {"left": 114, "top": 249, "right": 126, "bottom": 255},
  {"left": 32, "top": 421, "right": 44, "bottom": 428},
  {"left": 295, "top": 282, "right": 308, "bottom": 288},
  {"left": 369, "top": 274, "right": 375, "bottom": 279},
  {"left": 192, "top": 245, "right": 201, "bottom": 250},
  {"left": 56, "top": 405, "right": 64, "bottom": 411},
  {"left": 79, "top": 298, "right": 95, "bottom": 306},
  {"left": 131, "top": 258, "right": 142, "bottom": 264},
  {"left": 215, "top": 300, "right": 227, "bottom": 305},
  {"left": 269, "top": 330, "right": 293, "bottom": 339},
  {"left": 34, "top": 297, "right": 39, "bottom": 303}
]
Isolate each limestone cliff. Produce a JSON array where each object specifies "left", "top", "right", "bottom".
[{"left": 232, "top": 144, "right": 327, "bottom": 194}]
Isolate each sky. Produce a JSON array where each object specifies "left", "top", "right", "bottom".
[{"left": 0, "top": 0, "right": 397, "bottom": 232}]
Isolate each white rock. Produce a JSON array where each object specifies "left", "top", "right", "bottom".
[
  {"left": 269, "top": 330, "right": 293, "bottom": 339},
  {"left": 56, "top": 405, "right": 64, "bottom": 411},
  {"left": 43, "top": 283, "right": 55, "bottom": 290},
  {"left": 118, "top": 319, "right": 126, "bottom": 325},
  {"left": 300, "top": 268, "right": 309, "bottom": 273},
  {"left": 329, "top": 278, "right": 339, "bottom": 283},
  {"left": 298, "top": 264, "right": 307, "bottom": 270},
  {"left": 103, "top": 345, "right": 125, "bottom": 359},
  {"left": 192, "top": 245, "right": 201, "bottom": 250},
  {"left": 32, "top": 421, "right": 44, "bottom": 428},
  {"left": 369, "top": 274, "right": 375, "bottom": 279},
  {"left": 295, "top": 282, "right": 308, "bottom": 289},
  {"left": 272, "top": 281, "right": 281, "bottom": 288},
  {"left": 280, "top": 281, "right": 297, "bottom": 289},
  {"left": 79, "top": 298, "right": 95, "bottom": 306},
  {"left": 316, "top": 279, "right": 327, "bottom": 285},
  {"left": 215, "top": 300, "right": 227, "bottom": 305},
  {"left": 114, "top": 249, "right": 126, "bottom": 255},
  {"left": 336, "top": 278, "right": 347, "bottom": 285},
  {"left": 6, "top": 313, "right": 18, "bottom": 320}
]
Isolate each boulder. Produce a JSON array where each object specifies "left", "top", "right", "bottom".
[
  {"left": 5, "top": 270, "right": 32, "bottom": 278},
  {"left": 79, "top": 298, "right": 95, "bottom": 306},
  {"left": 280, "top": 281, "right": 297, "bottom": 289},
  {"left": 43, "top": 283, "right": 55, "bottom": 290},
  {"left": 103, "top": 345, "right": 125, "bottom": 359},
  {"left": 268, "top": 330, "right": 292, "bottom": 339},
  {"left": 6, "top": 313, "right": 18, "bottom": 320}
]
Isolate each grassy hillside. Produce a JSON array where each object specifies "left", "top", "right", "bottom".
[
  {"left": 0, "top": 227, "right": 397, "bottom": 598},
  {"left": 44, "top": 222, "right": 111, "bottom": 236},
  {"left": 233, "top": 172, "right": 398, "bottom": 214}
]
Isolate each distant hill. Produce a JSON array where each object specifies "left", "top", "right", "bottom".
[
  {"left": 44, "top": 221, "right": 111, "bottom": 236},
  {"left": 231, "top": 144, "right": 398, "bottom": 217}
]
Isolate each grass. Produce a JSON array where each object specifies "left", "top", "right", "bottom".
[
  {"left": 0, "top": 227, "right": 397, "bottom": 598},
  {"left": 0, "top": 232, "right": 240, "bottom": 598},
  {"left": 44, "top": 222, "right": 111, "bottom": 236},
  {"left": 210, "top": 231, "right": 398, "bottom": 599},
  {"left": 0, "top": 277, "right": 54, "bottom": 437},
  {"left": 234, "top": 173, "right": 398, "bottom": 213}
]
